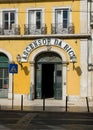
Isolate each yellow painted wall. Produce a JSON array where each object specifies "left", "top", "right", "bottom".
[
  {"left": 65, "top": 39, "right": 80, "bottom": 95},
  {"left": 0, "top": 0, "right": 80, "bottom": 95}
]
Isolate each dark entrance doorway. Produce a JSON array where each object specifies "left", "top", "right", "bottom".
[
  {"left": 35, "top": 52, "right": 62, "bottom": 99},
  {"left": 42, "top": 64, "right": 54, "bottom": 98}
]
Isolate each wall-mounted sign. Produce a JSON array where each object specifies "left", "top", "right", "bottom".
[
  {"left": 21, "top": 38, "right": 77, "bottom": 62},
  {"left": 9, "top": 64, "right": 18, "bottom": 74}
]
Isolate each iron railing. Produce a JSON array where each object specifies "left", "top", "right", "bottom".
[
  {"left": 0, "top": 24, "right": 20, "bottom": 35},
  {"left": 24, "top": 24, "right": 47, "bottom": 35},
  {"left": 0, "top": 23, "right": 75, "bottom": 35},
  {"left": 51, "top": 23, "right": 74, "bottom": 34}
]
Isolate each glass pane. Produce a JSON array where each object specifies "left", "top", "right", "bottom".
[
  {"left": 4, "top": 69, "right": 8, "bottom": 78},
  {"left": 55, "top": 10, "right": 61, "bottom": 24},
  {"left": 36, "top": 11, "right": 41, "bottom": 29},
  {"left": 36, "top": 52, "right": 62, "bottom": 63},
  {"left": 36, "top": 12, "right": 41, "bottom": 20},
  {"left": 0, "top": 69, "right": 3, "bottom": 78},
  {"left": 3, "top": 12, "right": 9, "bottom": 29},
  {"left": 63, "top": 10, "right": 68, "bottom": 19},
  {"left": 63, "top": 20, "right": 67, "bottom": 28},
  {"left": 3, "top": 79, "right": 8, "bottom": 89},
  {"left": 0, "top": 79, "right": 3, "bottom": 88},
  {"left": 10, "top": 12, "right": 15, "bottom": 29},
  {"left": 0, "top": 53, "right": 8, "bottom": 62},
  {"left": 36, "top": 21, "right": 41, "bottom": 29},
  {"left": 4, "top": 22, "right": 8, "bottom": 29},
  {"left": 63, "top": 10, "right": 68, "bottom": 28},
  {"left": 4, "top": 12, "right": 8, "bottom": 21},
  {"left": 28, "top": 11, "right": 34, "bottom": 25},
  {"left": 10, "top": 21, "right": 15, "bottom": 29},
  {"left": 10, "top": 12, "right": 15, "bottom": 21}
]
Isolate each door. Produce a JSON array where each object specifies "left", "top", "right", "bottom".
[
  {"left": 35, "top": 63, "right": 62, "bottom": 99},
  {"left": 35, "top": 64, "right": 42, "bottom": 98},
  {"left": 54, "top": 64, "right": 62, "bottom": 99},
  {"left": 35, "top": 52, "right": 62, "bottom": 99}
]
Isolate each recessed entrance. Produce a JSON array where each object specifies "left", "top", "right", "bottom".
[
  {"left": 42, "top": 64, "right": 54, "bottom": 98},
  {"left": 35, "top": 52, "right": 62, "bottom": 99}
]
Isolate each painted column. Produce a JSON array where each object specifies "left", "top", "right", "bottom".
[
  {"left": 62, "top": 63, "right": 67, "bottom": 100},
  {"left": 30, "top": 61, "right": 35, "bottom": 99},
  {"left": 8, "top": 74, "right": 13, "bottom": 99},
  {"left": 80, "top": 39, "right": 88, "bottom": 97}
]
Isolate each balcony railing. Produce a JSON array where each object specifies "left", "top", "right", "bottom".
[
  {"left": 0, "top": 23, "right": 75, "bottom": 36},
  {"left": 51, "top": 23, "right": 74, "bottom": 34},
  {"left": 0, "top": 24, "right": 20, "bottom": 35},
  {"left": 24, "top": 24, "right": 47, "bottom": 35}
]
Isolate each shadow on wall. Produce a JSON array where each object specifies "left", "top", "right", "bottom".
[
  {"left": 23, "top": 66, "right": 29, "bottom": 75},
  {"left": 75, "top": 66, "right": 82, "bottom": 76}
]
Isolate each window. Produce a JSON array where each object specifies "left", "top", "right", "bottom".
[
  {"left": 25, "top": 8, "right": 46, "bottom": 35},
  {"left": 3, "top": 11, "right": 16, "bottom": 30},
  {"left": 0, "top": 9, "right": 19, "bottom": 35},
  {"left": 55, "top": 8, "right": 69, "bottom": 28},
  {"left": 0, "top": 53, "right": 9, "bottom": 98},
  {"left": 0, "top": 68, "right": 9, "bottom": 89},
  {"left": 52, "top": 7, "right": 73, "bottom": 34},
  {"left": 28, "top": 10, "right": 42, "bottom": 29}
]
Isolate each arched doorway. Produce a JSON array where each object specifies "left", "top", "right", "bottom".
[
  {"left": 35, "top": 52, "right": 62, "bottom": 99},
  {"left": 0, "top": 53, "right": 9, "bottom": 98}
]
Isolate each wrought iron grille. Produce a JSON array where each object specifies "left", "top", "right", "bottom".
[
  {"left": 0, "top": 24, "right": 20, "bottom": 35},
  {"left": 24, "top": 24, "right": 47, "bottom": 35},
  {"left": 51, "top": 23, "right": 74, "bottom": 34}
]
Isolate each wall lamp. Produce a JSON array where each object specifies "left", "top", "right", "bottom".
[
  {"left": 16, "top": 54, "right": 23, "bottom": 68},
  {"left": 70, "top": 55, "right": 77, "bottom": 70}
]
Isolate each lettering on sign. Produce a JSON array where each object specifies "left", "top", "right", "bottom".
[{"left": 21, "top": 38, "right": 77, "bottom": 62}]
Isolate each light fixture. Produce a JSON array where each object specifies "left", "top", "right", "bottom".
[
  {"left": 16, "top": 54, "right": 23, "bottom": 68},
  {"left": 70, "top": 55, "right": 77, "bottom": 70},
  {"left": 16, "top": 54, "right": 21, "bottom": 63}
]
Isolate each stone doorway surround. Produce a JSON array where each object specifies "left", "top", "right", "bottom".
[{"left": 29, "top": 46, "right": 67, "bottom": 100}]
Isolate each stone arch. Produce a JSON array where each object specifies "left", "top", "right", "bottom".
[{"left": 29, "top": 46, "right": 67, "bottom": 100}]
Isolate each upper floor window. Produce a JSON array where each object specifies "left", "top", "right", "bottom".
[
  {"left": 0, "top": 9, "right": 20, "bottom": 35},
  {"left": 28, "top": 10, "right": 42, "bottom": 30},
  {"left": 24, "top": 8, "right": 46, "bottom": 35},
  {"left": 55, "top": 9, "right": 69, "bottom": 28},
  {"left": 52, "top": 7, "right": 74, "bottom": 34},
  {"left": 3, "top": 11, "right": 15, "bottom": 30}
]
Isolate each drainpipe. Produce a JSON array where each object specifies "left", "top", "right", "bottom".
[{"left": 88, "top": 0, "right": 93, "bottom": 98}]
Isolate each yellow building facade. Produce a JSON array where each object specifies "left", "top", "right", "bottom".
[{"left": 0, "top": 0, "right": 91, "bottom": 103}]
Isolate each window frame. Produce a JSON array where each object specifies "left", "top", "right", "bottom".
[
  {"left": 0, "top": 8, "right": 18, "bottom": 30},
  {"left": 0, "top": 68, "right": 9, "bottom": 89},
  {"left": 52, "top": 6, "right": 72, "bottom": 26},
  {"left": 26, "top": 8, "right": 45, "bottom": 28}
]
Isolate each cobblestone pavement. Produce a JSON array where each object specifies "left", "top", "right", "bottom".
[{"left": 0, "top": 111, "right": 93, "bottom": 130}]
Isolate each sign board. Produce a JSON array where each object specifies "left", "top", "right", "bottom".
[
  {"left": 21, "top": 38, "right": 77, "bottom": 62},
  {"left": 9, "top": 64, "right": 18, "bottom": 74}
]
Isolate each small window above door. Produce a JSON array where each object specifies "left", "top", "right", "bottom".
[{"left": 35, "top": 52, "right": 62, "bottom": 63}]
